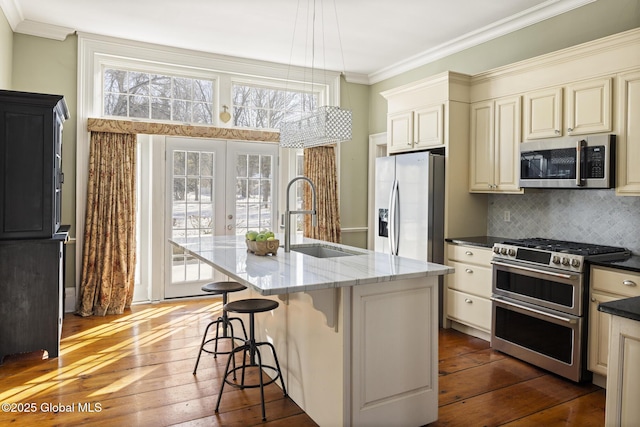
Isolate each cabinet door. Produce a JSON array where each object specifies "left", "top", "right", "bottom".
[
  {"left": 469, "top": 100, "right": 494, "bottom": 191},
  {"left": 387, "top": 111, "right": 413, "bottom": 153},
  {"left": 523, "top": 87, "right": 563, "bottom": 139},
  {"left": 616, "top": 70, "right": 640, "bottom": 195},
  {"left": 566, "top": 77, "right": 612, "bottom": 135},
  {"left": 494, "top": 96, "right": 522, "bottom": 192},
  {"left": 414, "top": 104, "right": 444, "bottom": 148},
  {"left": 588, "top": 291, "right": 616, "bottom": 376}
]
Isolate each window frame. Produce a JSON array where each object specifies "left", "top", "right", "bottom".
[{"left": 77, "top": 32, "right": 343, "bottom": 301}]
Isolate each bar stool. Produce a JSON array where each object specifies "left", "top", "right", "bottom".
[
  {"left": 193, "top": 281, "right": 248, "bottom": 375},
  {"left": 215, "top": 298, "right": 287, "bottom": 421}
]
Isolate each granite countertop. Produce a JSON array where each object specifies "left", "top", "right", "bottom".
[
  {"left": 170, "top": 235, "right": 453, "bottom": 295},
  {"left": 589, "top": 254, "right": 640, "bottom": 273},
  {"left": 598, "top": 296, "right": 640, "bottom": 322},
  {"left": 445, "top": 236, "right": 507, "bottom": 249}
]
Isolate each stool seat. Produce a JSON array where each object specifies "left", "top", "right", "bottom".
[
  {"left": 201, "top": 281, "right": 247, "bottom": 294},
  {"left": 224, "top": 298, "right": 278, "bottom": 314}
]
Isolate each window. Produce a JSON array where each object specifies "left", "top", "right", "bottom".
[
  {"left": 103, "top": 68, "right": 214, "bottom": 124},
  {"left": 232, "top": 83, "right": 319, "bottom": 130}
]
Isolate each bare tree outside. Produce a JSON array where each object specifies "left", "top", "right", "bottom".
[
  {"left": 104, "top": 69, "right": 214, "bottom": 123},
  {"left": 232, "top": 84, "right": 318, "bottom": 129}
]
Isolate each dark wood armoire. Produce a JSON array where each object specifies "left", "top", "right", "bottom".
[{"left": 0, "top": 90, "right": 70, "bottom": 363}]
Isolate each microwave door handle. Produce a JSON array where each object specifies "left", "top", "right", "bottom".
[{"left": 576, "top": 140, "right": 586, "bottom": 187}]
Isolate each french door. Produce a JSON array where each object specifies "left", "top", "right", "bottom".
[{"left": 165, "top": 137, "right": 278, "bottom": 298}]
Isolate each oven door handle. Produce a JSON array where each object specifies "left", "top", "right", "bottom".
[
  {"left": 491, "top": 296, "right": 578, "bottom": 324},
  {"left": 491, "top": 260, "right": 577, "bottom": 280}
]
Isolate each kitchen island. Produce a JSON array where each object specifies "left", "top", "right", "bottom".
[{"left": 170, "top": 235, "right": 453, "bottom": 427}]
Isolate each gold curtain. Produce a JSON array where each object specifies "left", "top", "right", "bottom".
[
  {"left": 77, "top": 132, "right": 137, "bottom": 317},
  {"left": 303, "top": 145, "right": 341, "bottom": 243}
]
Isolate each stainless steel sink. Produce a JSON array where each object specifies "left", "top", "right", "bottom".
[{"left": 289, "top": 244, "right": 364, "bottom": 258}]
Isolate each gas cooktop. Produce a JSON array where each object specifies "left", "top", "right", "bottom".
[
  {"left": 500, "top": 238, "right": 630, "bottom": 257},
  {"left": 493, "top": 238, "right": 631, "bottom": 272}
]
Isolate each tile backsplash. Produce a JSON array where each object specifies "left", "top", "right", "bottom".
[{"left": 487, "top": 189, "right": 640, "bottom": 254}]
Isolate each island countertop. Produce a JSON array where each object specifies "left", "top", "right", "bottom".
[{"left": 170, "top": 235, "right": 453, "bottom": 295}]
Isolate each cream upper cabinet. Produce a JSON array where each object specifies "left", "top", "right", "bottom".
[
  {"left": 470, "top": 96, "right": 522, "bottom": 193},
  {"left": 616, "top": 69, "right": 640, "bottom": 195},
  {"left": 523, "top": 77, "right": 612, "bottom": 140},
  {"left": 387, "top": 104, "right": 444, "bottom": 153},
  {"left": 566, "top": 77, "right": 612, "bottom": 135},
  {"left": 588, "top": 266, "right": 640, "bottom": 377},
  {"left": 523, "top": 87, "right": 563, "bottom": 139}
]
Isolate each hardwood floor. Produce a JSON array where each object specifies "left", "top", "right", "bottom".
[
  {"left": 0, "top": 299, "right": 605, "bottom": 426},
  {"left": 432, "top": 328, "right": 605, "bottom": 427}
]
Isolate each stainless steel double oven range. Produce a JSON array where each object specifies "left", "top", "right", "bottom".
[{"left": 491, "top": 238, "right": 630, "bottom": 382}]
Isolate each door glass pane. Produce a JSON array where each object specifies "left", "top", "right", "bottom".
[
  {"left": 171, "top": 149, "right": 216, "bottom": 283},
  {"left": 235, "top": 152, "right": 275, "bottom": 236}
]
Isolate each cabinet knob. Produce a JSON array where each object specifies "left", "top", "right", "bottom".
[
  {"left": 567, "top": 127, "right": 573, "bottom": 132},
  {"left": 465, "top": 268, "right": 473, "bottom": 274},
  {"left": 591, "top": 297, "right": 596, "bottom": 302},
  {"left": 555, "top": 129, "right": 560, "bottom": 134},
  {"left": 465, "top": 251, "right": 473, "bottom": 256},
  {"left": 623, "top": 280, "right": 637, "bottom": 287},
  {"left": 464, "top": 298, "right": 473, "bottom": 304}
]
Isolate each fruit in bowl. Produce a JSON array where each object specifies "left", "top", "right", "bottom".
[{"left": 246, "top": 229, "right": 279, "bottom": 256}]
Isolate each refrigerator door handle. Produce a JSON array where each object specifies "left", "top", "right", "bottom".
[{"left": 389, "top": 179, "right": 399, "bottom": 255}]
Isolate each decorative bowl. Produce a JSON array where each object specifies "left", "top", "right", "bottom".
[{"left": 246, "top": 239, "right": 279, "bottom": 256}]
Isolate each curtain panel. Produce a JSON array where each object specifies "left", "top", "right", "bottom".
[
  {"left": 77, "top": 131, "right": 137, "bottom": 317},
  {"left": 303, "top": 145, "right": 341, "bottom": 243}
]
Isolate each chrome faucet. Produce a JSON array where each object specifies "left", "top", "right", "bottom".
[{"left": 284, "top": 176, "right": 317, "bottom": 252}]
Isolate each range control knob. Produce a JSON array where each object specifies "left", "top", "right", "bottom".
[
  {"left": 552, "top": 255, "right": 561, "bottom": 264},
  {"left": 493, "top": 246, "right": 501, "bottom": 254},
  {"left": 561, "top": 257, "right": 570, "bottom": 266},
  {"left": 508, "top": 249, "right": 516, "bottom": 256},
  {"left": 571, "top": 259, "right": 581, "bottom": 268},
  {"left": 500, "top": 247, "right": 508, "bottom": 255}
]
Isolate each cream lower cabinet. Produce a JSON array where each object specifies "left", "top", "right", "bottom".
[
  {"left": 469, "top": 96, "right": 522, "bottom": 193},
  {"left": 605, "top": 312, "right": 640, "bottom": 426},
  {"left": 523, "top": 77, "right": 612, "bottom": 140},
  {"left": 445, "top": 244, "right": 493, "bottom": 335},
  {"left": 588, "top": 266, "right": 640, "bottom": 376},
  {"left": 616, "top": 69, "right": 640, "bottom": 195}
]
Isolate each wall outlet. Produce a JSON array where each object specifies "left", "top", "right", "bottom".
[{"left": 504, "top": 210, "right": 511, "bottom": 222}]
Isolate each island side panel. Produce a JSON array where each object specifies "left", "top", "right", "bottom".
[
  {"left": 250, "top": 288, "right": 347, "bottom": 427},
  {"left": 351, "top": 276, "right": 439, "bottom": 426}
]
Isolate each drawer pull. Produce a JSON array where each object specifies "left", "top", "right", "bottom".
[
  {"left": 465, "top": 268, "right": 473, "bottom": 274},
  {"left": 465, "top": 251, "right": 473, "bottom": 256},
  {"left": 464, "top": 298, "right": 473, "bottom": 304},
  {"left": 623, "top": 280, "right": 637, "bottom": 287}
]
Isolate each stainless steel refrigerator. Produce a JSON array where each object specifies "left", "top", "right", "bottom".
[
  {"left": 375, "top": 151, "right": 445, "bottom": 264},
  {"left": 375, "top": 151, "right": 446, "bottom": 325}
]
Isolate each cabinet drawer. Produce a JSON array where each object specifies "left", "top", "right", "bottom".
[
  {"left": 447, "top": 261, "right": 492, "bottom": 298},
  {"left": 447, "top": 244, "right": 493, "bottom": 266},
  {"left": 591, "top": 267, "right": 640, "bottom": 298},
  {"left": 446, "top": 289, "right": 491, "bottom": 332}
]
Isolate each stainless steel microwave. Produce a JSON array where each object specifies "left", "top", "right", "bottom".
[{"left": 519, "top": 134, "right": 615, "bottom": 189}]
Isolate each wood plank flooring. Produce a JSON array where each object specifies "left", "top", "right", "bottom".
[{"left": 0, "top": 299, "right": 605, "bottom": 426}]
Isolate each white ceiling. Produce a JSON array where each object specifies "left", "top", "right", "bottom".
[{"left": 2, "top": 0, "right": 595, "bottom": 83}]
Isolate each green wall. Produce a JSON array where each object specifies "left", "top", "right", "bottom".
[
  {"left": 12, "top": 33, "right": 78, "bottom": 288},
  {"left": 0, "top": 8, "right": 12, "bottom": 88},
  {"left": 369, "top": 0, "right": 640, "bottom": 134}
]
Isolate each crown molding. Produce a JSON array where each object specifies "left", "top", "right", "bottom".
[
  {"left": 367, "top": 0, "right": 597, "bottom": 85},
  {"left": 0, "top": 0, "right": 22, "bottom": 29},
  {"left": 14, "top": 19, "right": 74, "bottom": 40}
]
